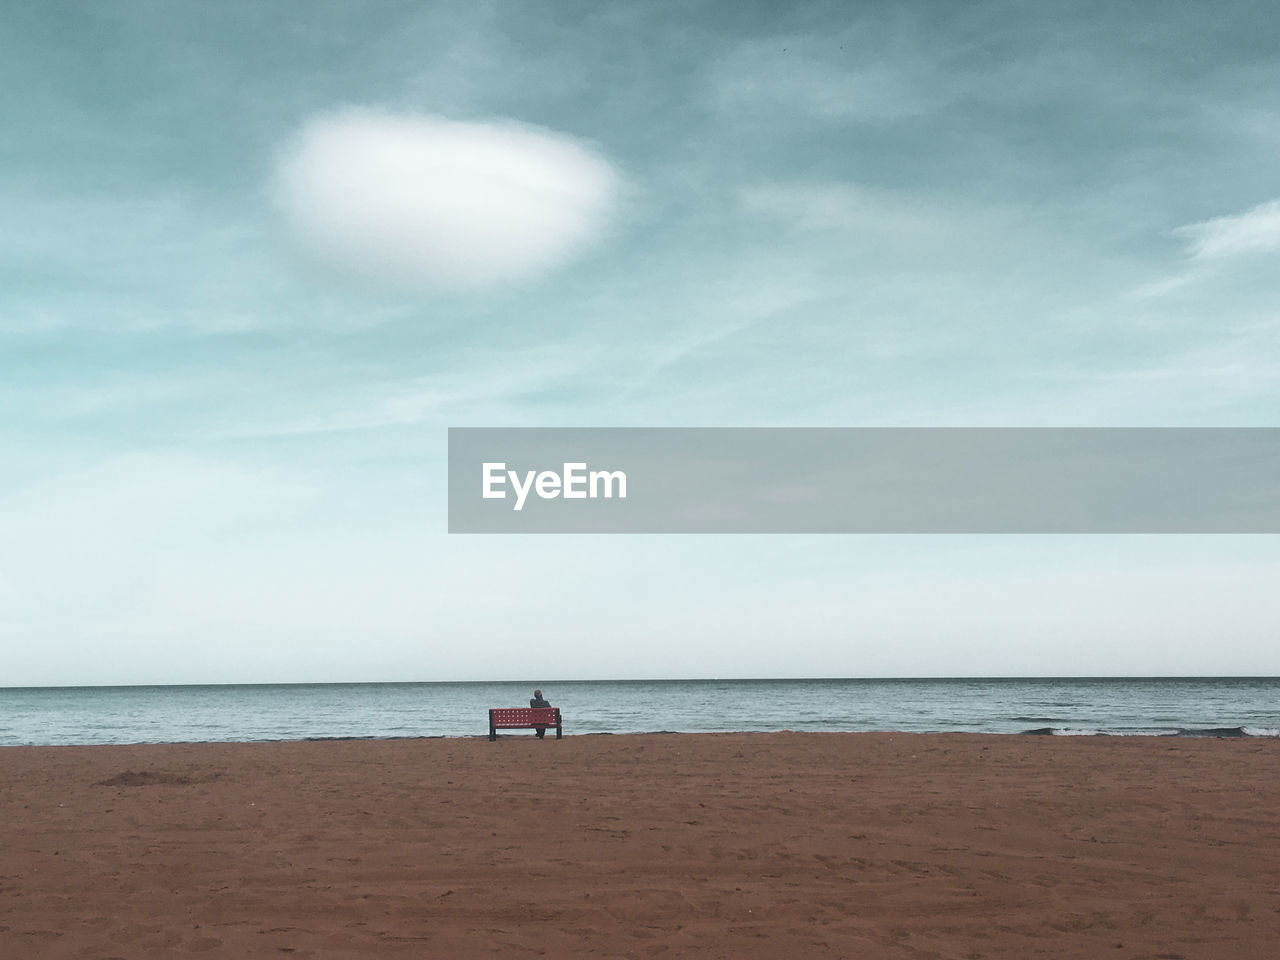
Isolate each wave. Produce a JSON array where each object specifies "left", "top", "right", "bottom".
[
  {"left": 1242, "top": 726, "right": 1280, "bottom": 738},
  {"left": 1022, "top": 725, "right": 1279, "bottom": 738}
]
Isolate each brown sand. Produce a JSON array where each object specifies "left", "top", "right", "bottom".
[{"left": 1, "top": 732, "right": 1276, "bottom": 959}]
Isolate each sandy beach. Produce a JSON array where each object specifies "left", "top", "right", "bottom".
[{"left": 1, "top": 731, "right": 1276, "bottom": 958}]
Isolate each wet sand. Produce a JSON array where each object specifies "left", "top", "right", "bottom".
[{"left": 1, "top": 732, "right": 1276, "bottom": 958}]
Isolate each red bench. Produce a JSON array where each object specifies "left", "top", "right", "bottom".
[{"left": 489, "top": 707, "right": 563, "bottom": 740}]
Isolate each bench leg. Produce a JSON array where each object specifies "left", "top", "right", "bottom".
[{"left": 556, "top": 723, "right": 562, "bottom": 739}]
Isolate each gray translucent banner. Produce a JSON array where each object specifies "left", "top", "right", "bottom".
[{"left": 447, "top": 428, "right": 1280, "bottom": 533}]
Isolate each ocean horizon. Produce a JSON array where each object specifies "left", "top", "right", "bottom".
[{"left": 2, "top": 677, "right": 1277, "bottom": 747}]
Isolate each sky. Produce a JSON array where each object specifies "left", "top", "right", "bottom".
[{"left": 2, "top": 0, "right": 1279, "bottom": 685}]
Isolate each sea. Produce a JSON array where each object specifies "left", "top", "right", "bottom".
[{"left": 0, "top": 678, "right": 1277, "bottom": 747}]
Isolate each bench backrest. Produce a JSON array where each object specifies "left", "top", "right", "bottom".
[{"left": 489, "top": 707, "right": 560, "bottom": 727}]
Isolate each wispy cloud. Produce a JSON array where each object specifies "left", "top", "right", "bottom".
[
  {"left": 1176, "top": 198, "right": 1280, "bottom": 262},
  {"left": 273, "top": 108, "right": 621, "bottom": 292},
  {"left": 206, "top": 342, "right": 607, "bottom": 440},
  {"left": 1133, "top": 198, "right": 1280, "bottom": 299}
]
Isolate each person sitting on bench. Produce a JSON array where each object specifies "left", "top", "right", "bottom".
[{"left": 530, "top": 689, "right": 551, "bottom": 738}]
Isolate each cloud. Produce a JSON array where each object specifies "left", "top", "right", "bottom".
[
  {"left": 273, "top": 109, "right": 620, "bottom": 291},
  {"left": 1132, "top": 198, "right": 1280, "bottom": 299},
  {"left": 1176, "top": 198, "right": 1280, "bottom": 261}
]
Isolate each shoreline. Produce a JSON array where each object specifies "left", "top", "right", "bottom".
[
  {"left": 2, "top": 731, "right": 1276, "bottom": 957},
  {"left": 3, "top": 723, "right": 1278, "bottom": 750}
]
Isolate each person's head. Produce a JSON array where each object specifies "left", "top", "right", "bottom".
[{"left": 534, "top": 689, "right": 542, "bottom": 698}]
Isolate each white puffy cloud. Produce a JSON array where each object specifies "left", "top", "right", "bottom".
[
  {"left": 274, "top": 109, "right": 620, "bottom": 291},
  {"left": 1177, "top": 198, "right": 1280, "bottom": 261}
]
